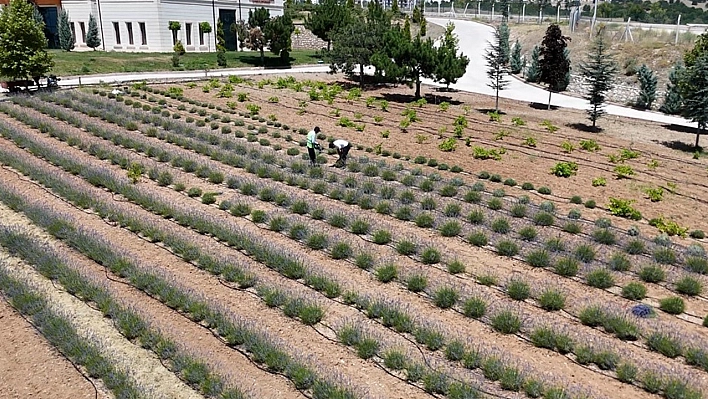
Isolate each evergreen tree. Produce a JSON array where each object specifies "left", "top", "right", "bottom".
[
  {"left": 680, "top": 54, "right": 708, "bottom": 148},
  {"left": 412, "top": 5, "right": 423, "bottom": 22},
  {"left": 86, "top": 14, "right": 101, "bottom": 50},
  {"left": 264, "top": 13, "right": 295, "bottom": 60},
  {"left": 539, "top": 23, "right": 570, "bottom": 109},
  {"left": 635, "top": 64, "right": 657, "bottom": 110},
  {"left": 420, "top": 15, "right": 427, "bottom": 36},
  {"left": 248, "top": 8, "right": 271, "bottom": 66},
  {"left": 58, "top": 8, "right": 74, "bottom": 51},
  {"left": 499, "top": 0, "right": 509, "bottom": 21},
  {"left": 557, "top": 47, "right": 571, "bottom": 91},
  {"left": 216, "top": 20, "right": 227, "bottom": 67},
  {"left": 579, "top": 26, "right": 618, "bottom": 129},
  {"left": 433, "top": 22, "right": 469, "bottom": 89},
  {"left": 230, "top": 21, "right": 248, "bottom": 51},
  {"left": 391, "top": 0, "right": 399, "bottom": 14},
  {"left": 526, "top": 45, "right": 541, "bottom": 82},
  {"left": 499, "top": 21, "right": 510, "bottom": 65},
  {"left": 33, "top": 6, "right": 44, "bottom": 27},
  {"left": 485, "top": 25, "right": 510, "bottom": 112},
  {"left": 304, "top": 0, "right": 350, "bottom": 51},
  {"left": 0, "top": 0, "right": 53, "bottom": 83},
  {"left": 510, "top": 40, "right": 522, "bottom": 74},
  {"left": 660, "top": 62, "right": 684, "bottom": 115},
  {"left": 684, "top": 31, "right": 708, "bottom": 69}
]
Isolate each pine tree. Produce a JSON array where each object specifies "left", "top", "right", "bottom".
[
  {"left": 539, "top": 23, "right": 570, "bottom": 109},
  {"left": 485, "top": 25, "right": 510, "bottom": 112},
  {"left": 304, "top": 0, "right": 350, "bottom": 51},
  {"left": 660, "top": 62, "right": 684, "bottom": 115},
  {"left": 557, "top": 47, "right": 571, "bottom": 91},
  {"left": 248, "top": 8, "right": 271, "bottom": 66},
  {"left": 33, "top": 6, "right": 43, "bottom": 27},
  {"left": 526, "top": 45, "right": 541, "bottom": 82},
  {"left": 579, "top": 26, "right": 618, "bottom": 129},
  {"left": 434, "top": 22, "right": 469, "bottom": 89},
  {"left": 216, "top": 20, "right": 227, "bottom": 67},
  {"left": 420, "top": 16, "right": 427, "bottom": 36},
  {"left": 510, "top": 40, "right": 522, "bottom": 74},
  {"left": 0, "top": 0, "right": 53, "bottom": 83},
  {"left": 86, "top": 14, "right": 101, "bottom": 50},
  {"left": 680, "top": 54, "right": 708, "bottom": 148},
  {"left": 412, "top": 5, "right": 423, "bottom": 23},
  {"left": 392, "top": 0, "right": 399, "bottom": 14},
  {"left": 58, "top": 8, "right": 74, "bottom": 51},
  {"left": 264, "top": 13, "right": 295, "bottom": 60},
  {"left": 635, "top": 64, "right": 657, "bottom": 110},
  {"left": 499, "top": 21, "right": 510, "bottom": 65}
]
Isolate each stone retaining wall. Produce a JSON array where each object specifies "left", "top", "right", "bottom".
[{"left": 291, "top": 24, "right": 328, "bottom": 50}]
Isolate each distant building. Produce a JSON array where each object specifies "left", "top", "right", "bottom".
[{"left": 1, "top": 0, "right": 284, "bottom": 52}]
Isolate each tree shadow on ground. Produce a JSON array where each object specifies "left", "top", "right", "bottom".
[
  {"left": 378, "top": 92, "right": 463, "bottom": 105},
  {"left": 655, "top": 139, "right": 702, "bottom": 153},
  {"left": 567, "top": 122, "right": 603, "bottom": 133},
  {"left": 529, "top": 102, "right": 559, "bottom": 111},
  {"left": 662, "top": 123, "right": 698, "bottom": 134},
  {"left": 476, "top": 108, "right": 507, "bottom": 115},
  {"left": 232, "top": 53, "right": 321, "bottom": 69}
]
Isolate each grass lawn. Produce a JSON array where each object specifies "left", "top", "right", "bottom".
[{"left": 49, "top": 49, "right": 323, "bottom": 77}]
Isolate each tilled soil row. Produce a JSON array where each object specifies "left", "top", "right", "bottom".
[
  {"left": 0, "top": 142, "right": 427, "bottom": 399},
  {"left": 0, "top": 279, "right": 107, "bottom": 399},
  {"left": 0, "top": 108, "right": 669, "bottom": 399},
  {"left": 0, "top": 226, "right": 203, "bottom": 399}
]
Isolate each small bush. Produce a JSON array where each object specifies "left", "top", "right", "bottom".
[
  {"left": 518, "top": 226, "right": 538, "bottom": 241},
  {"left": 538, "top": 288, "right": 565, "bottom": 311},
  {"left": 396, "top": 240, "right": 417, "bottom": 256},
  {"left": 570, "top": 195, "right": 582, "bottom": 204},
  {"left": 488, "top": 198, "right": 503, "bottom": 210},
  {"left": 375, "top": 264, "right": 398, "bottom": 283},
  {"left": 621, "top": 282, "right": 647, "bottom": 300},
  {"left": 511, "top": 204, "right": 527, "bottom": 218},
  {"left": 647, "top": 332, "right": 682, "bottom": 358},
  {"left": 415, "top": 213, "right": 435, "bottom": 228},
  {"left": 467, "top": 209, "right": 485, "bottom": 224},
  {"left": 491, "top": 217, "right": 511, "bottom": 234},
  {"left": 537, "top": 186, "right": 552, "bottom": 195},
  {"left": 331, "top": 242, "right": 352, "bottom": 260},
  {"left": 496, "top": 240, "right": 520, "bottom": 257},
  {"left": 584, "top": 199, "right": 597, "bottom": 209},
  {"left": 562, "top": 222, "right": 582, "bottom": 234},
  {"left": 574, "top": 244, "right": 596, "bottom": 263},
  {"left": 592, "top": 228, "right": 616, "bottom": 245},
  {"left": 421, "top": 247, "right": 442, "bottom": 264},
  {"left": 525, "top": 249, "right": 551, "bottom": 268},
  {"left": 554, "top": 257, "right": 579, "bottom": 277},
  {"left": 406, "top": 274, "right": 428, "bottom": 292},
  {"left": 653, "top": 247, "right": 677, "bottom": 265},
  {"left": 521, "top": 182, "right": 534, "bottom": 190},
  {"left": 491, "top": 310, "right": 522, "bottom": 334},
  {"left": 659, "top": 297, "right": 685, "bottom": 314},
  {"left": 462, "top": 298, "right": 487, "bottom": 319},
  {"left": 608, "top": 253, "right": 631, "bottom": 271},
  {"left": 506, "top": 279, "right": 531, "bottom": 301},
  {"left": 586, "top": 268, "right": 615, "bottom": 289},
  {"left": 467, "top": 231, "right": 488, "bottom": 247},
  {"left": 639, "top": 264, "right": 666, "bottom": 283},
  {"left": 675, "top": 276, "right": 702, "bottom": 296},
  {"left": 533, "top": 212, "right": 554, "bottom": 226},
  {"left": 433, "top": 286, "right": 459, "bottom": 309},
  {"left": 625, "top": 239, "right": 646, "bottom": 255}
]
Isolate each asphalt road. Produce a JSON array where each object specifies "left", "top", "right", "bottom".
[{"left": 56, "top": 18, "right": 695, "bottom": 129}]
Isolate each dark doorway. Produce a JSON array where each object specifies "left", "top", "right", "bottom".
[
  {"left": 219, "top": 9, "right": 237, "bottom": 51},
  {"left": 38, "top": 6, "right": 59, "bottom": 49}
]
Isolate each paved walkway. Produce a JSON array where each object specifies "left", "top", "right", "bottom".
[{"left": 56, "top": 18, "right": 695, "bottom": 129}]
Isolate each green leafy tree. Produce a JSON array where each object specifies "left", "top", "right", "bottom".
[
  {"left": 412, "top": 4, "right": 423, "bottom": 22},
  {"left": 419, "top": 16, "right": 427, "bottom": 36},
  {"left": 526, "top": 45, "right": 541, "bottom": 82},
  {"left": 680, "top": 54, "right": 708, "bottom": 148},
  {"left": 0, "top": 0, "right": 53, "bottom": 84},
  {"left": 510, "top": 39, "right": 523, "bottom": 74},
  {"left": 485, "top": 25, "right": 510, "bottom": 112},
  {"left": 199, "top": 22, "right": 212, "bottom": 51},
  {"left": 248, "top": 7, "right": 271, "bottom": 66},
  {"left": 499, "top": 21, "right": 510, "bottom": 65},
  {"left": 58, "top": 8, "right": 74, "bottom": 51},
  {"left": 264, "top": 13, "right": 295, "bottom": 60},
  {"left": 579, "top": 26, "right": 618, "bottom": 129},
  {"left": 168, "top": 21, "right": 181, "bottom": 45},
  {"left": 391, "top": 0, "right": 399, "bottom": 14},
  {"left": 660, "top": 62, "right": 684, "bottom": 115},
  {"left": 539, "top": 23, "right": 570, "bottom": 109},
  {"left": 216, "top": 20, "right": 227, "bottom": 67},
  {"left": 86, "top": 14, "right": 101, "bottom": 50},
  {"left": 304, "top": 0, "right": 350, "bottom": 51},
  {"left": 434, "top": 22, "right": 469, "bottom": 89},
  {"left": 635, "top": 64, "right": 657, "bottom": 110},
  {"left": 684, "top": 32, "right": 708, "bottom": 69}
]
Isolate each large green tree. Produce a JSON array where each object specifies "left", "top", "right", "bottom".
[
  {"left": 248, "top": 7, "right": 271, "bottom": 66},
  {"left": 635, "top": 64, "right": 657, "bottom": 110},
  {"left": 0, "top": 0, "right": 53, "bottom": 84},
  {"left": 510, "top": 40, "right": 523, "bottom": 74},
  {"left": 86, "top": 14, "right": 101, "bottom": 50},
  {"left": 660, "top": 62, "right": 684, "bottom": 115},
  {"left": 579, "top": 26, "right": 618, "bottom": 129},
  {"left": 499, "top": 21, "right": 510, "bottom": 65},
  {"left": 525, "top": 45, "right": 541, "bottom": 82},
  {"left": 58, "top": 8, "right": 74, "bottom": 51},
  {"left": 433, "top": 23, "right": 469, "bottom": 89},
  {"left": 264, "top": 14, "right": 295, "bottom": 60},
  {"left": 680, "top": 54, "right": 708, "bottom": 148},
  {"left": 684, "top": 32, "right": 708, "bottom": 69},
  {"left": 485, "top": 25, "right": 510, "bottom": 112},
  {"left": 539, "top": 23, "right": 570, "bottom": 109},
  {"left": 304, "top": 0, "right": 349, "bottom": 51}
]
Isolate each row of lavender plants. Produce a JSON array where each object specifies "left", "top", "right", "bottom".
[
  {"left": 0, "top": 226, "right": 248, "bottom": 398},
  {"left": 76, "top": 90, "right": 708, "bottom": 278},
  {"left": 0, "top": 101, "right": 599, "bottom": 399},
  {"left": 2, "top": 98, "right": 704, "bottom": 398},
  {"left": 19, "top": 95, "right": 708, "bottom": 311}
]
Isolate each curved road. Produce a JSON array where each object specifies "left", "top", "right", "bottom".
[{"left": 57, "top": 18, "right": 694, "bottom": 128}]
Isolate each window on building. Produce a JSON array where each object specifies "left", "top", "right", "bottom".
[
  {"left": 70, "top": 22, "right": 76, "bottom": 42},
  {"left": 113, "top": 22, "right": 121, "bottom": 45},
  {"left": 185, "top": 23, "right": 192, "bottom": 45},
  {"left": 139, "top": 22, "right": 147, "bottom": 45},
  {"left": 126, "top": 22, "right": 134, "bottom": 45},
  {"left": 79, "top": 21, "right": 86, "bottom": 43},
  {"left": 199, "top": 27, "right": 204, "bottom": 46}
]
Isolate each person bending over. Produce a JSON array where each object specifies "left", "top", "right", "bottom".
[{"left": 329, "top": 139, "right": 351, "bottom": 168}]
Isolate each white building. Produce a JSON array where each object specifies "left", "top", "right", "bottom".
[{"left": 61, "top": 0, "right": 283, "bottom": 52}]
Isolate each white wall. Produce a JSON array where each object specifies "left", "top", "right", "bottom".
[{"left": 62, "top": 0, "right": 284, "bottom": 52}]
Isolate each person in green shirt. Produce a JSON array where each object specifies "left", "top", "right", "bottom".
[{"left": 306, "top": 126, "right": 321, "bottom": 166}]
